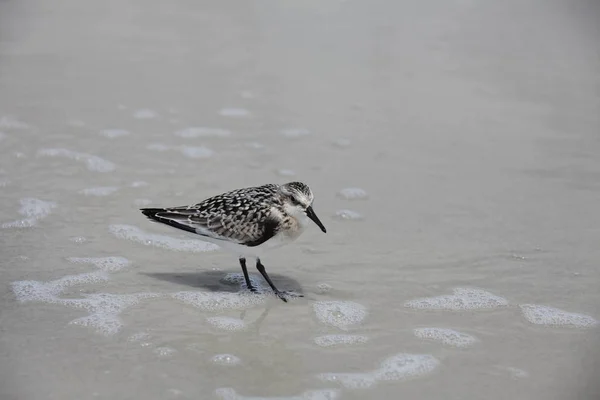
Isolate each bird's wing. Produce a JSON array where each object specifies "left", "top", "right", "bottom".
[{"left": 140, "top": 185, "right": 282, "bottom": 247}]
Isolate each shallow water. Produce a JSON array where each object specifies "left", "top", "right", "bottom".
[{"left": 1, "top": 0, "right": 600, "bottom": 399}]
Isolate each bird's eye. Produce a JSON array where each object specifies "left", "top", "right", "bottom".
[{"left": 290, "top": 196, "right": 300, "bottom": 206}]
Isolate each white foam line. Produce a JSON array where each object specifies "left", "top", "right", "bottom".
[
  {"left": 404, "top": 288, "right": 509, "bottom": 311},
  {"left": 78, "top": 186, "right": 119, "bottom": 196},
  {"left": 314, "top": 335, "right": 369, "bottom": 347},
  {"left": 413, "top": 328, "right": 478, "bottom": 348},
  {"left": 67, "top": 256, "right": 131, "bottom": 272},
  {"left": 318, "top": 353, "right": 440, "bottom": 389},
  {"left": 520, "top": 304, "right": 598, "bottom": 328},
  {"left": 0, "top": 116, "right": 29, "bottom": 129},
  {"left": 215, "top": 388, "right": 341, "bottom": 400},
  {"left": 146, "top": 143, "right": 214, "bottom": 159},
  {"left": 313, "top": 301, "right": 368, "bottom": 330},
  {"left": 100, "top": 129, "right": 130, "bottom": 138},
  {"left": 109, "top": 224, "right": 218, "bottom": 252},
  {"left": 2, "top": 198, "right": 56, "bottom": 228},
  {"left": 37, "top": 148, "right": 116, "bottom": 172},
  {"left": 60, "top": 293, "right": 162, "bottom": 336},
  {"left": 12, "top": 271, "right": 110, "bottom": 303},
  {"left": 174, "top": 127, "right": 232, "bottom": 138}
]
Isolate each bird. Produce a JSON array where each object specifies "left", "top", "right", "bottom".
[{"left": 140, "top": 182, "right": 327, "bottom": 302}]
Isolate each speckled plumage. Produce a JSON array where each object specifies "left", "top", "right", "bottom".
[
  {"left": 140, "top": 182, "right": 326, "bottom": 301},
  {"left": 141, "top": 182, "right": 320, "bottom": 251}
]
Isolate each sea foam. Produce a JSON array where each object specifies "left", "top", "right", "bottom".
[
  {"left": 146, "top": 143, "right": 214, "bottom": 159},
  {"left": 332, "top": 210, "right": 363, "bottom": 221},
  {"left": 174, "top": 127, "right": 232, "bottom": 138},
  {"left": 211, "top": 354, "right": 242, "bottom": 366},
  {"left": 314, "top": 335, "right": 369, "bottom": 347},
  {"left": 520, "top": 304, "right": 598, "bottom": 328},
  {"left": 108, "top": 224, "right": 218, "bottom": 252},
  {"left": 79, "top": 186, "right": 119, "bottom": 196},
  {"left": 37, "top": 148, "right": 116, "bottom": 172},
  {"left": 337, "top": 188, "right": 368, "bottom": 201},
  {"left": 171, "top": 291, "right": 267, "bottom": 312},
  {"left": 318, "top": 353, "right": 439, "bottom": 390},
  {"left": 2, "top": 198, "right": 56, "bottom": 228},
  {"left": 313, "top": 301, "right": 368, "bottom": 330},
  {"left": 413, "top": 328, "right": 478, "bottom": 347},
  {"left": 67, "top": 256, "right": 131, "bottom": 272},
  {"left": 215, "top": 388, "right": 340, "bottom": 400},
  {"left": 207, "top": 316, "right": 247, "bottom": 331},
  {"left": 404, "top": 288, "right": 509, "bottom": 311}
]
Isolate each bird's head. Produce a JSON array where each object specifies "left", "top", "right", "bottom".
[{"left": 279, "top": 182, "right": 326, "bottom": 233}]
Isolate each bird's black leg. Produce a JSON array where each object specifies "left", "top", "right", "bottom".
[
  {"left": 239, "top": 257, "right": 256, "bottom": 293},
  {"left": 256, "top": 258, "right": 303, "bottom": 302}
]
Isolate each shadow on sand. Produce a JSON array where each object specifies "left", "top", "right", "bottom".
[{"left": 141, "top": 269, "right": 305, "bottom": 295}]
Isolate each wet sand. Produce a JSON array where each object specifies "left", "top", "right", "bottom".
[{"left": 1, "top": 0, "right": 600, "bottom": 399}]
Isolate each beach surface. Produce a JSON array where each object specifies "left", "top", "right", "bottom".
[{"left": 1, "top": 0, "right": 599, "bottom": 399}]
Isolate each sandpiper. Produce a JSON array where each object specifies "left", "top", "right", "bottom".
[{"left": 140, "top": 182, "right": 326, "bottom": 302}]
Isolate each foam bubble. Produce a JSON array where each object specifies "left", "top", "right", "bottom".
[
  {"left": 12, "top": 271, "right": 109, "bottom": 303},
  {"left": 2, "top": 198, "right": 56, "bottom": 228},
  {"left": 314, "top": 335, "right": 369, "bottom": 347},
  {"left": 60, "top": 292, "right": 162, "bottom": 336},
  {"left": 332, "top": 209, "right": 363, "bottom": 221},
  {"left": 503, "top": 366, "right": 529, "bottom": 378},
  {"left": 100, "top": 129, "right": 130, "bottom": 138},
  {"left": 215, "top": 388, "right": 341, "bottom": 400},
  {"left": 0, "top": 116, "right": 29, "bottom": 129},
  {"left": 413, "top": 328, "right": 478, "bottom": 348},
  {"left": 146, "top": 143, "right": 170, "bottom": 151},
  {"left": 37, "top": 148, "right": 116, "bottom": 172},
  {"left": 219, "top": 108, "right": 251, "bottom": 117},
  {"left": 332, "top": 139, "right": 351, "bottom": 148},
  {"left": 171, "top": 291, "right": 266, "bottom": 312},
  {"left": 519, "top": 304, "right": 598, "bottom": 328},
  {"left": 404, "top": 288, "right": 509, "bottom": 311},
  {"left": 133, "top": 109, "right": 158, "bottom": 119},
  {"left": 174, "top": 127, "right": 232, "bottom": 138},
  {"left": 280, "top": 128, "right": 310, "bottom": 138},
  {"left": 146, "top": 143, "right": 214, "bottom": 159},
  {"left": 207, "top": 316, "right": 247, "bottom": 331},
  {"left": 128, "top": 332, "right": 152, "bottom": 342},
  {"left": 131, "top": 181, "right": 149, "bottom": 188},
  {"left": 154, "top": 347, "right": 176, "bottom": 357},
  {"left": 179, "top": 146, "right": 214, "bottom": 159},
  {"left": 318, "top": 353, "right": 439, "bottom": 390},
  {"left": 68, "top": 256, "right": 131, "bottom": 272},
  {"left": 211, "top": 354, "right": 242, "bottom": 366},
  {"left": 276, "top": 169, "right": 296, "bottom": 177},
  {"left": 337, "top": 188, "right": 368, "bottom": 201},
  {"left": 109, "top": 224, "right": 218, "bottom": 252},
  {"left": 313, "top": 301, "right": 368, "bottom": 330},
  {"left": 79, "top": 186, "right": 119, "bottom": 196},
  {"left": 69, "top": 236, "right": 87, "bottom": 244},
  {"left": 316, "top": 283, "right": 333, "bottom": 293}
]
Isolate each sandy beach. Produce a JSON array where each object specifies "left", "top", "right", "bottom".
[{"left": 1, "top": 0, "right": 599, "bottom": 399}]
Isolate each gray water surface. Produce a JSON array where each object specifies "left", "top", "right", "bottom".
[{"left": 1, "top": 0, "right": 600, "bottom": 399}]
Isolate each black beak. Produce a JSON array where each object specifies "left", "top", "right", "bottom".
[{"left": 306, "top": 206, "right": 327, "bottom": 233}]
